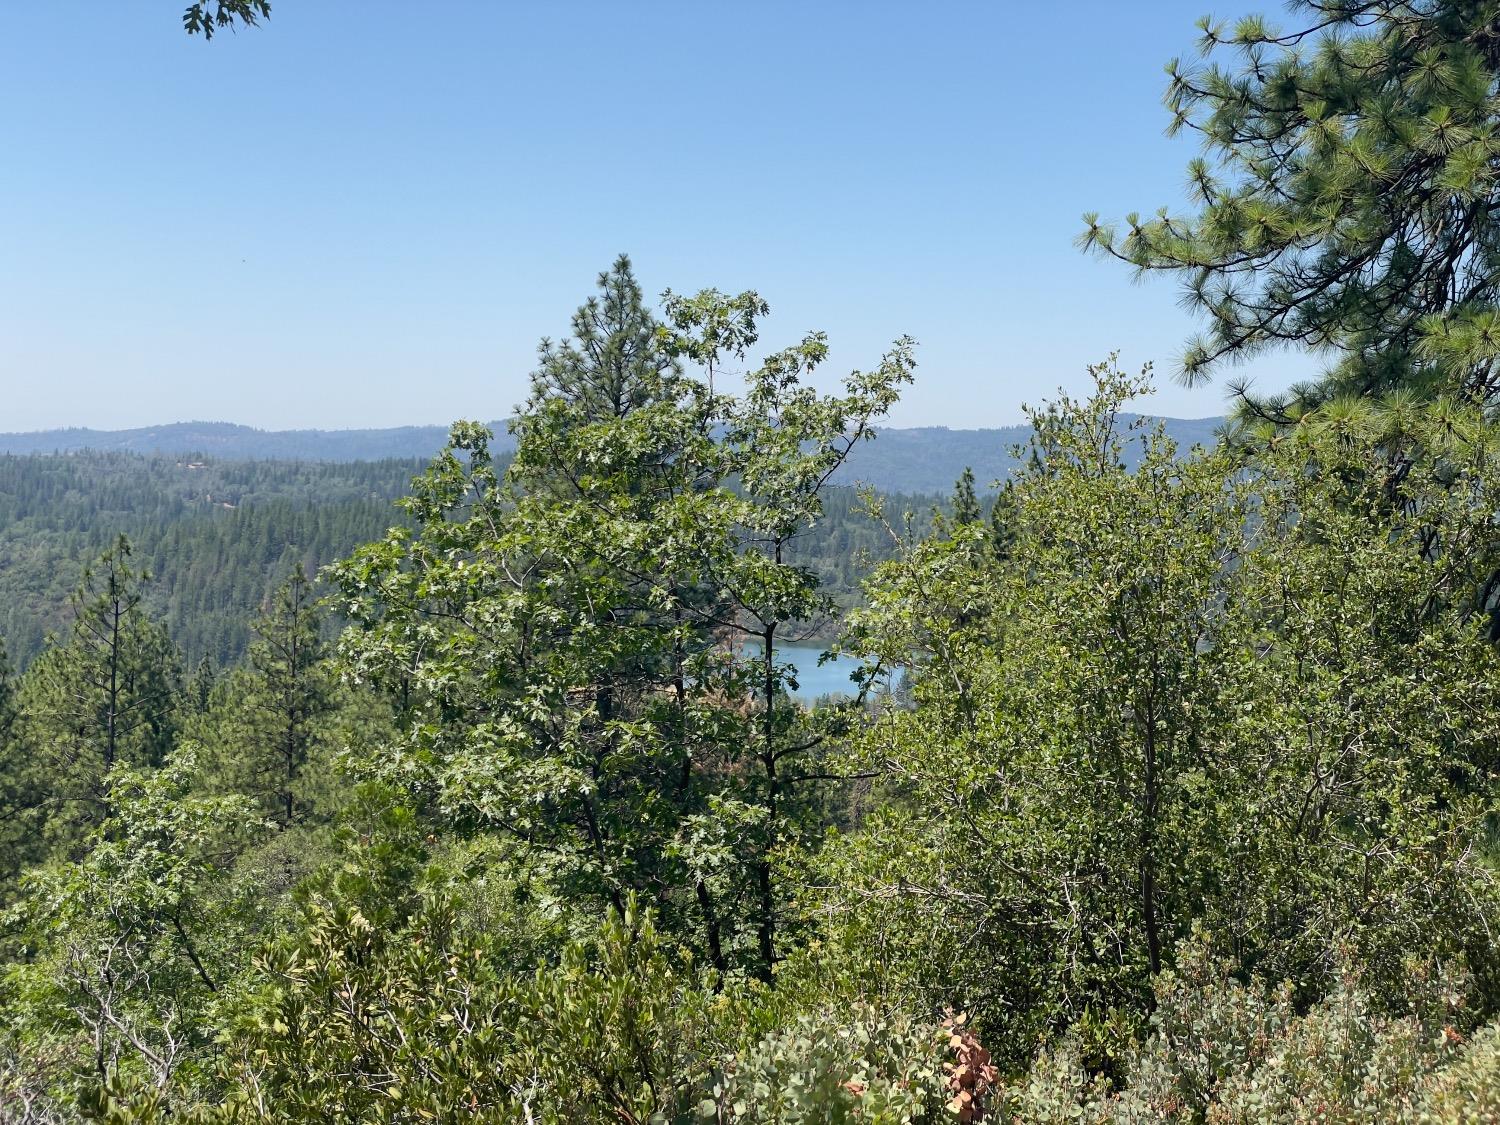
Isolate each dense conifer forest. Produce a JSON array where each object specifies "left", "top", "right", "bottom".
[
  {"left": 0, "top": 452, "right": 941, "bottom": 670},
  {"left": 0, "top": 454, "right": 423, "bottom": 667},
  {"left": 4, "top": 1, "right": 1500, "bottom": 1122}
]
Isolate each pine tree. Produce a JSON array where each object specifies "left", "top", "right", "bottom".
[
  {"left": 525, "top": 253, "right": 677, "bottom": 426},
  {"left": 0, "top": 639, "right": 16, "bottom": 759},
  {"left": 249, "top": 568, "right": 329, "bottom": 828},
  {"left": 0, "top": 637, "right": 34, "bottom": 900},
  {"left": 951, "top": 467, "right": 981, "bottom": 526},
  {"left": 989, "top": 481, "right": 1017, "bottom": 563},
  {"left": 1082, "top": 2, "right": 1500, "bottom": 418},
  {"left": 17, "top": 536, "right": 181, "bottom": 848},
  {"left": 195, "top": 568, "right": 332, "bottom": 828},
  {"left": 187, "top": 654, "right": 218, "bottom": 716}
]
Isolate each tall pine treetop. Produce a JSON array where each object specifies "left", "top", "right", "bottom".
[{"left": 525, "top": 254, "right": 680, "bottom": 425}]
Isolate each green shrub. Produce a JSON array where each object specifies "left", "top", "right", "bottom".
[
  {"left": 998, "top": 941, "right": 1494, "bottom": 1124},
  {"left": 710, "top": 1005, "right": 949, "bottom": 1125},
  {"left": 1415, "top": 1024, "right": 1500, "bottom": 1124}
]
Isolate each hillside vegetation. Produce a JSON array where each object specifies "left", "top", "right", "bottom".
[
  {"left": 0, "top": 454, "right": 421, "bottom": 667},
  {"left": 4, "top": 1, "right": 1500, "bottom": 1121},
  {"left": 1, "top": 251, "right": 1496, "bottom": 1123}
]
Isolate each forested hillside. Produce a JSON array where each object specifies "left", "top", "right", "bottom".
[
  {"left": 0, "top": 450, "right": 944, "bottom": 669},
  {"left": 5, "top": 243, "right": 1496, "bottom": 1123},
  {"left": 0, "top": 454, "right": 422, "bottom": 667}
]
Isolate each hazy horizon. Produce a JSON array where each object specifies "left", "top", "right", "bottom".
[{"left": 0, "top": 411, "right": 1228, "bottom": 438}]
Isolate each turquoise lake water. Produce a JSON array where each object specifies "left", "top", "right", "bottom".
[{"left": 741, "top": 642, "right": 867, "bottom": 701}]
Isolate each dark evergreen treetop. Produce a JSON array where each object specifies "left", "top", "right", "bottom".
[
  {"left": 527, "top": 254, "right": 681, "bottom": 425},
  {"left": 950, "top": 467, "right": 982, "bottom": 526}
]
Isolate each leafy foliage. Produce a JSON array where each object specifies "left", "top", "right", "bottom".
[
  {"left": 1, "top": 752, "right": 263, "bottom": 1107},
  {"left": 818, "top": 358, "right": 1500, "bottom": 1061},
  {"left": 998, "top": 938, "right": 1498, "bottom": 1123},
  {"left": 713, "top": 1007, "right": 949, "bottom": 1124}
]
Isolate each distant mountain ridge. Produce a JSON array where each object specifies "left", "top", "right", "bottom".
[
  {"left": 0, "top": 421, "right": 488, "bottom": 464},
  {"left": 0, "top": 416, "right": 1224, "bottom": 494}
]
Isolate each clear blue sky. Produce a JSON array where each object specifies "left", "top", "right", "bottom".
[{"left": 0, "top": 0, "right": 1315, "bottom": 432}]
